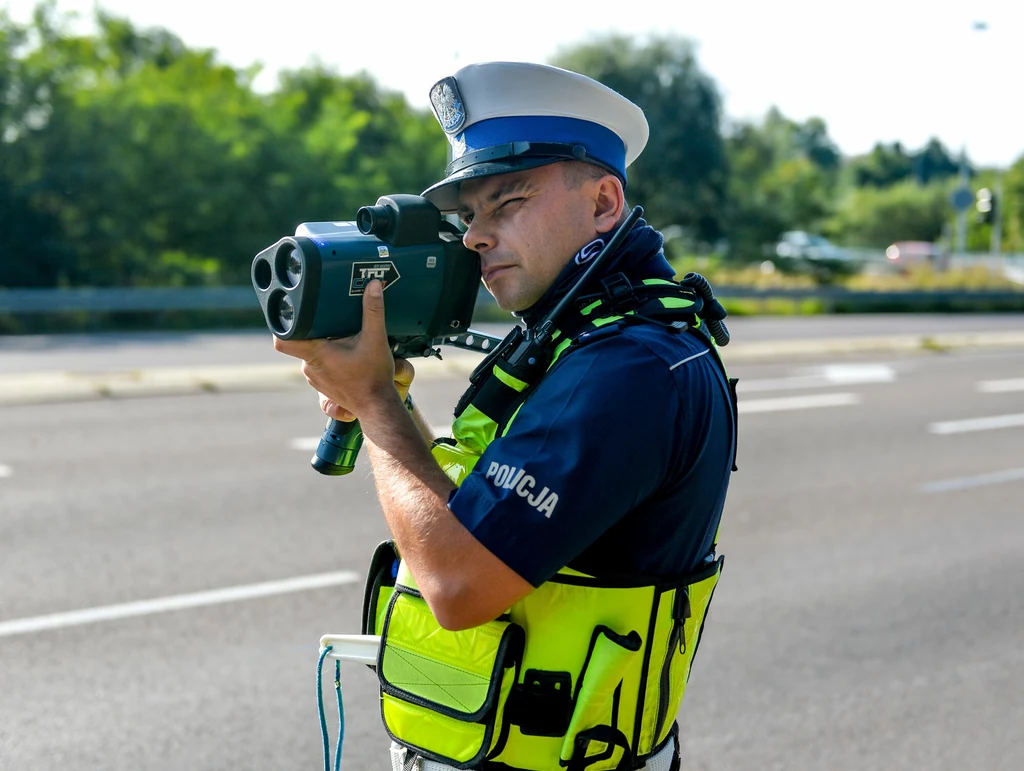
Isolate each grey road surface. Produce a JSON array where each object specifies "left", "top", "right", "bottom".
[
  {"left": 1, "top": 332, "right": 1023, "bottom": 770},
  {"left": 3, "top": 313, "right": 1024, "bottom": 374}
]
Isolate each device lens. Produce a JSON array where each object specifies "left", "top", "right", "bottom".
[
  {"left": 286, "top": 248, "right": 303, "bottom": 286},
  {"left": 276, "top": 294, "right": 295, "bottom": 333}
]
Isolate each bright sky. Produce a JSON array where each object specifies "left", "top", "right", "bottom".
[{"left": 5, "top": 0, "right": 1023, "bottom": 167}]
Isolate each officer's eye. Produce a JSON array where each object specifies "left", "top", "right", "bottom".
[{"left": 498, "top": 197, "right": 525, "bottom": 212}]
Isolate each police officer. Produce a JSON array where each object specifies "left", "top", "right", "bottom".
[{"left": 275, "top": 62, "right": 736, "bottom": 771}]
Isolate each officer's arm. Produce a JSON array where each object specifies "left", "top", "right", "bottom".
[
  {"left": 406, "top": 399, "right": 438, "bottom": 447},
  {"left": 360, "top": 395, "right": 535, "bottom": 631}
]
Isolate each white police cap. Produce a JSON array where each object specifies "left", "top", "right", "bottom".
[{"left": 421, "top": 61, "right": 649, "bottom": 213}]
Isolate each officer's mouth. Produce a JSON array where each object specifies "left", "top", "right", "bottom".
[{"left": 482, "top": 265, "right": 515, "bottom": 282}]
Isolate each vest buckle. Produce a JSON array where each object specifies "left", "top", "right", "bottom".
[
  {"left": 506, "top": 669, "right": 573, "bottom": 737},
  {"left": 598, "top": 272, "right": 637, "bottom": 314}
]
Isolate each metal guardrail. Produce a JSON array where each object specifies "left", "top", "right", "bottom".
[
  {"left": 0, "top": 287, "right": 258, "bottom": 313},
  {"left": 2, "top": 285, "right": 1024, "bottom": 315}
]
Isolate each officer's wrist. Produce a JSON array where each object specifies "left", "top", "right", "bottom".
[{"left": 404, "top": 393, "right": 415, "bottom": 413}]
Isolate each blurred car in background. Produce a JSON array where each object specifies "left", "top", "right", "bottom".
[
  {"left": 774, "top": 231, "right": 851, "bottom": 263},
  {"left": 771, "top": 230, "right": 858, "bottom": 282},
  {"left": 884, "top": 241, "right": 948, "bottom": 272}
]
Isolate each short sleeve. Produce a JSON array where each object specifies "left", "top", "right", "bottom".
[{"left": 446, "top": 333, "right": 686, "bottom": 587}]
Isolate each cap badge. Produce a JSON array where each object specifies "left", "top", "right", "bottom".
[{"left": 429, "top": 77, "right": 467, "bottom": 135}]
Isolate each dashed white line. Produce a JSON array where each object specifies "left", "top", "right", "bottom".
[
  {"left": 0, "top": 464, "right": 11, "bottom": 478},
  {"left": 920, "top": 468, "right": 1024, "bottom": 494},
  {"left": 739, "top": 393, "right": 861, "bottom": 414},
  {"left": 740, "top": 364, "right": 895, "bottom": 394},
  {"left": 928, "top": 413, "right": 1024, "bottom": 435},
  {"left": 978, "top": 378, "right": 1024, "bottom": 393},
  {"left": 0, "top": 571, "right": 360, "bottom": 639}
]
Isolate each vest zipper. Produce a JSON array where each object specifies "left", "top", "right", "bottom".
[{"left": 654, "top": 589, "right": 690, "bottom": 741}]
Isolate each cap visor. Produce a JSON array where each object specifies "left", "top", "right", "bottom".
[{"left": 421, "top": 157, "right": 565, "bottom": 213}]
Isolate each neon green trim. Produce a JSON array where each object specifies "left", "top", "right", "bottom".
[
  {"left": 493, "top": 365, "right": 529, "bottom": 392},
  {"left": 553, "top": 338, "right": 573, "bottom": 359},
  {"left": 659, "top": 297, "right": 696, "bottom": 309}
]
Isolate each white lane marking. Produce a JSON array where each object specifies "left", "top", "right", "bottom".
[
  {"left": 920, "top": 468, "right": 1024, "bottom": 494},
  {"left": 0, "top": 571, "right": 360, "bottom": 639},
  {"left": 929, "top": 413, "right": 1024, "bottom": 435},
  {"left": 0, "top": 464, "right": 11, "bottom": 478},
  {"left": 978, "top": 378, "right": 1024, "bottom": 393},
  {"left": 740, "top": 364, "right": 895, "bottom": 394},
  {"left": 820, "top": 364, "right": 896, "bottom": 384},
  {"left": 739, "top": 393, "right": 861, "bottom": 414}
]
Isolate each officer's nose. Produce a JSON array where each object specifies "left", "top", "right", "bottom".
[{"left": 463, "top": 218, "right": 496, "bottom": 254}]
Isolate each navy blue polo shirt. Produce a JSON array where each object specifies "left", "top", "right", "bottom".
[{"left": 446, "top": 319, "right": 735, "bottom": 587}]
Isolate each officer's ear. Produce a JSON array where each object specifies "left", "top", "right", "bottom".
[{"left": 592, "top": 174, "right": 626, "bottom": 234}]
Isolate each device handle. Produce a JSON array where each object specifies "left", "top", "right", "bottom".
[{"left": 311, "top": 418, "right": 364, "bottom": 476}]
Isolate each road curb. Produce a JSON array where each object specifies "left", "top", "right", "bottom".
[{"left": 3, "top": 331, "right": 1024, "bottom": 406}]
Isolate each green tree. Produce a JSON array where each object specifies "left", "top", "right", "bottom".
[
  {"left": 828, "top": 181, "right": 952, "bottom": 248},
  {"left": 0, "top": 9, "right": 71, "bottom": 286},
  {"left": 722, "top": 108, "right": 841, "bottom": 259},
  {"left": 848, "top": 141, "right": 914, "bottom": 187},
  {"left": 848, "top": 138, "right": 964, "bottom": 188},
  {"left": 0, "top": 4, "right": 447, "bottom": 288},
  {"left": 1003, "top": 158, "right": 1024, "bottom": 253},
  {"left": 911, "top": 138, "right": 961, "bottom": 185},
  {"left": 550, "top": 35, "right": 728, "bottom": 246}
]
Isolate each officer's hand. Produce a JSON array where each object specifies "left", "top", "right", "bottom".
[
  {"left": 318, "top": 357, "right": 415, "bottom": 421},
  {"left": 273, "top": 280, "right": 408, "bottom": 419}
]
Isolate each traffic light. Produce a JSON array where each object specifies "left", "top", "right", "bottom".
[{"left": 976, "top": 188, "right": 997, "bottom": 225}]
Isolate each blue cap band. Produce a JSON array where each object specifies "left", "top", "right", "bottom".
[{"left": 455, "top": 116, "right": 628, "bottom": 180}]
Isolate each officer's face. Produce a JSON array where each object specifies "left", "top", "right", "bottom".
[{"left": 457, "top": 164, "right": 602, "bottom": 312}]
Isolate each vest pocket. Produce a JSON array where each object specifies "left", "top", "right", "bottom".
[
  {"left": 559, "top": 625, "right": 642, "bottom": 770},
  {"left": 377, "top": 586, "right": 525, "bottom": 768},
  {"left": 361, "top": 540, "right": 399, "bottom": 640}
]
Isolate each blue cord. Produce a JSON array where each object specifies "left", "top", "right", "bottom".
[
  {"left": 318, "top": 646, "right": 333, "bottom": 771},
  {"left": 334, "top": 660, "right": 344, "bottom": 771},
  {"left": 317, "top": 646, "right": 347, "bottom": 771}
]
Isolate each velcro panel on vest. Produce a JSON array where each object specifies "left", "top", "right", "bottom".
[{"left": 378, "top": 586, "right": 524, "bottom": 767}]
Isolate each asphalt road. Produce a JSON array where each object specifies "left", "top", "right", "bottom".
[
  {"left": 4, "top": 313, "right": 1024, "bottom": 374},
  {"left": 1, "top": 324, "right": 1023, "bottom": 770}
]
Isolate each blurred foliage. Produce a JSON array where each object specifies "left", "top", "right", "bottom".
[
  {"left": 848, "top": 139, "right": 962, "bottom": 188},
  {"left": 0, "top": 3, "right": 445, "bottom": 288},
  {"left": 826, "top": 181, "right": 953, "bottom": 247},
  {"left": 550, "top": 35, "right": 728, "bottom": 246},
  {"left": 722, "top": 108, "right": 841, "bottom": 258},
  {"left": 672, "top": 254, "right": 1020, "bottom": 292},
  {"left": 2, "top": 5, "right": 1023, "bottom": 296}
]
